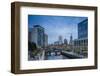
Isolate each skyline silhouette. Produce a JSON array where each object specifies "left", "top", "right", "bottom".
[{"left": 28, "top": 15, "right": 87, "bottom": 44}]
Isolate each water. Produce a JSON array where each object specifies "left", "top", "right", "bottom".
[{"left": 46, "top": 55, "right": 69, "bottom": 60}]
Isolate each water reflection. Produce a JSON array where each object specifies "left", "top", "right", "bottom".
[{"left": 46, "top": 55, "right": 69, "bottom": 60}]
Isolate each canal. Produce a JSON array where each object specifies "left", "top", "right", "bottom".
[
  {"left": 45, "top": 51, "right": 69, "bottom": 60},
  {"left": 46, "top": 55, "right": 69, "bottom": 60}
]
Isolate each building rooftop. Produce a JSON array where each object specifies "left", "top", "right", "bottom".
[
  {"left": 78, "top": 19, "right": 88, "bottom": 25},
  {"left": 33, "top": 25, "right": 44, "bottom": 29}
]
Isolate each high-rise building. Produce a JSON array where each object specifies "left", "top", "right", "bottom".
[
  {"left": 78, "top": 19, "right": 88, "bottom": 39},
  {"left": 69, "top": 34, "right": 73, "bottom": 45},
  {"left": 28, "top": 28, "right": 32, "bottom": 42},
  {"left": 74, "top": 19, "right": 88, "bottom": 57},
  {"left": 44, "top": 34, "right": 48, "bottom": 47},
  {"left": 64, "top": 39, "right": 68, "bottom": 45},
  {"left": 58, "top": 35, "right": 63, "bottom": 44},
  {"left": 30, "top": 25, "right": 45, "bottom": 48}
]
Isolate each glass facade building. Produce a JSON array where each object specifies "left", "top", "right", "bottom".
[
  {"left": 30, "top": 25, "right": 48, "bottom": 48},
  {"left": 78, "top": 19, "right": 88, "bottom": 39},
  {"left": 73, "top": 19, "right": 88, "bottom": 57}
]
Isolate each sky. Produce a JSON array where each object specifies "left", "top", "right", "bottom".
[{"left": 28, "top": 15, "right": 87, "bottom": 44}]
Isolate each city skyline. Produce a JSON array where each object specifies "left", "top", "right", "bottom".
[{"left": 28, "top": 15, "right": 87, "bottom": 44}]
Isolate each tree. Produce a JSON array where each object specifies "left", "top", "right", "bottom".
[{"left": 28, "top": 41, "right": 37, "bottom": 51}]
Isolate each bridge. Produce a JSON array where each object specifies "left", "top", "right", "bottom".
[
  {"left": 38, "top": 49, "right": 84, "bottom": 60},
  {"left": 45, "top": 50, "right": 61, "bottom": 56}
]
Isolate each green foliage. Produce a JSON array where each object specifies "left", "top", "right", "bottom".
[{"left": 28, "top": 41, "right": 37, "bottom": 51}]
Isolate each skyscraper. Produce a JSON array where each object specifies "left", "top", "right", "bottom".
[
  {"left": 58, "top": 35, "right": 63, "bottom": 45},
  {"left": 44, "top": 34, "right": 48, "bottom": 47},
  {"left": 78, "top": 19, "right": 88, "bottom": 39},
  {"left": 69, "top": 34, "right": 73, "bottom": 45},
  {"left": 64, "top": 39, "right": 68, "bottom": 45},
  {"left": 30, "top": 25, "right": 45, "bottom": 48},
  {"left": 74, "top": 19, "right": 88, "bottom": 57}
]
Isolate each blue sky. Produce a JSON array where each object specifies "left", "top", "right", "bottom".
[{"left": 28, "top": 15, "right": 87, "bottom": 44}]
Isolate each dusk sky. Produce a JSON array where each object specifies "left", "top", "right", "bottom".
[{"left": 28, "top": 15, "right": 87, "bottom": 44}]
